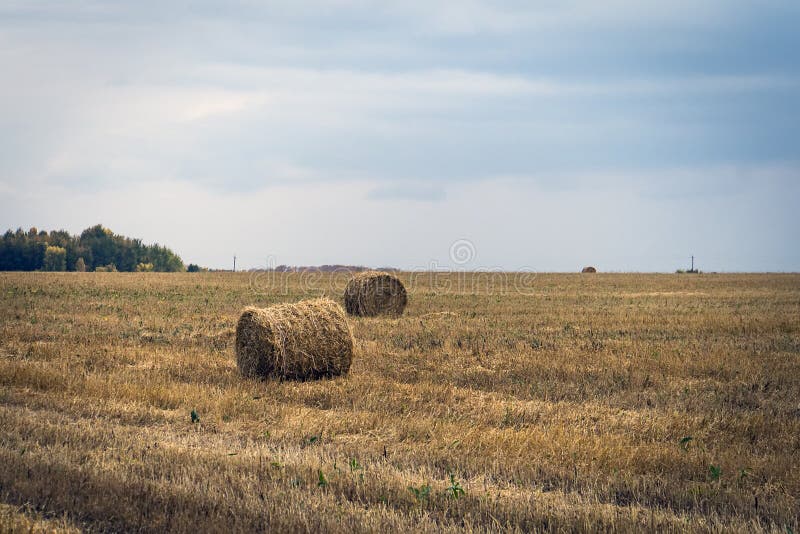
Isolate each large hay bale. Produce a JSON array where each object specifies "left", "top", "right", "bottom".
[
  {"left": 581, "top": 266, "right": 597, "bottom": 273},
  {"left": 235, "top": 298, "right": 354, "bottom": 380},
  {"left": 343, "top": 271, "right": 407, "bottom": 317}
]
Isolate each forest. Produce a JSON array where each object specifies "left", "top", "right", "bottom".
[{"left": 0, "top": 225, "right": 185, "bottom": 272}]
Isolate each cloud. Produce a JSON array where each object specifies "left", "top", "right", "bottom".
[
  {"left": 366, "top": 184, "right": 446, "bottom": 202},
  {"left": 2, "top": 163, "right": 797, "bottom": 271},
  {"left": 3, "top": 61, "right": 796, "bottom": 193},
  {"left": 1, "top": 0, "right": 798, "bottom": 270}
]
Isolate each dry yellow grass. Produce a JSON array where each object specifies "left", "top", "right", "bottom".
[
  {"left": 0, "top": 272, "right": 798, "bottom": 532},
  {"left": 0, "top": 503, "right": 79, "bottom": 533}
]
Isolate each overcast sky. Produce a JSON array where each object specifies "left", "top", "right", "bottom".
[{"left": 1, "top": 1, "right": 798, "bottom": 271}]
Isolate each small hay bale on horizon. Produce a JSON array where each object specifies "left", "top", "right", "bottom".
[
  {"left": 235, "top": 298, "right": 354, "bottom": 381},
  {"left": 581, "top": 266, "right": 598, "bottom": 273},
  {"left": 343, "top": 271, "right": 407, "bottom": 317}
]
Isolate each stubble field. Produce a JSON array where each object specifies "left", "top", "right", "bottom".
[{"left": 0, "top": 272, "right": 798, "bottom": 532}]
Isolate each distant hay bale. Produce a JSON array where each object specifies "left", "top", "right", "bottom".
[
  {"left": 235, "top": 298, "right": 354, "bottom": 380},
  {"left": 343, "top": 271, "right": 407, "bottom": 317},
  {"left": 581, "top": 266, "right": 597, "bottom": 273}
]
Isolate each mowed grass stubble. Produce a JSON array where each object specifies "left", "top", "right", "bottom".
[{"left": 0, "top": 272, "right": 798, "bottom": 532}]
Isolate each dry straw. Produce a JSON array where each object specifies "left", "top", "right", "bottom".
[
  {"left": 581, "top": 266, "right": 598, "bottom": 273},
  {"left": 343, "top": 271, "right": 407, "bottom": 317},
  {"left": 235, "top": 298, "right": 354, "bottom": 380}
]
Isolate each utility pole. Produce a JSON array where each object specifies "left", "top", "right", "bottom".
[
  {"left": 691, "top": 255, "right": 695, "bottom": 273},
  {"left": 233, "top": 255, "right": 236, "bottom": 273}
]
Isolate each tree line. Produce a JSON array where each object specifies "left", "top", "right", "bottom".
[{"left": 0, "top": 225, "right": 185, "bottom": 272}]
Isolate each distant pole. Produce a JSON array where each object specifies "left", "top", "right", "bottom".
[
  {"left": 691, "top": 255, "right": 694, "bottom": 272},
  {"left": 233, "top": 255, "right": 236, "bottom": 272}
]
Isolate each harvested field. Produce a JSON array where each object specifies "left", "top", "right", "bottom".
[{"left": 0, "top": 272, "right": 798, "bottom": 532}]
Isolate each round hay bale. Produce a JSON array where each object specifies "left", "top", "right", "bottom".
[
  {"left": 343, "top": 271, "right": 407, "bottom": 317},
  {"left": 235, "top": 298, "right": 354, "bottom": 380},
  {"left": 581, "top": 266, "right": 597, "bottom": 273}
]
